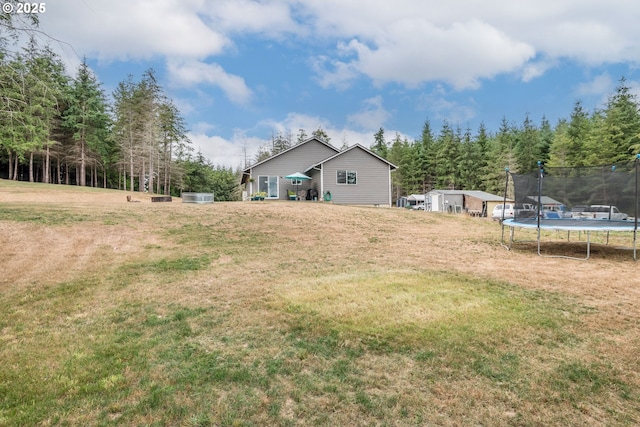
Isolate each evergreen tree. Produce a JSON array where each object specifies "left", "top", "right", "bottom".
[
  {"left": 483, "top": 118, "right": 515, "bottom": 194},
  {"left": 158, "top": 99, "right": 191, "bottom": 195},
  {"left": 547, "top": 119, "right": 572, "bottom": 167},
  {"left": 566, "top": 101, "right": 591, "bottom": 166},
  {"left": 272, "top": 131, "right": 291, "bottom": 154},
  {"left": 474, "top": 122, "right": 491, "bottom": 191},
  {"left": 538, "top": 116, "right": 553, "bottom": 166},
  {"left": 514, "top": 114, "right": 540, "bottom": 173},
  {"left": 434, "top": 121, "right": 460, "bottom": 189},
  {"left": 0, "top": 52, "right": 28, "bottom": 180},
  {"left": 387, "top": 133, "right": 407, "bottom": 197},
  {"left": 296, "top": 128, "right": 307, "bottom": 144},
  {"left": 601, "top": 77, "right": 640, "bottom": 163},
  {"left": 312, "top": 127, "right": 331, "bottom": 142},
  {"left": 458, "top": 126, "right": 482, "bottom": 189},
  {"left": 64, "top": 58, "right": 110, "bottom": 187},
  {"left": 416, "top": 120, "right": 436, "bottom": 192},
  {"left": 371, "top": 127, "right": 388, "bottom": 158}
]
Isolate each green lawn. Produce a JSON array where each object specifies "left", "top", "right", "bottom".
[{"left": 1, "top": 182, "right": 638, "bottom": 426}]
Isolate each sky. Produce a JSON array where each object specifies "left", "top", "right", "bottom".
[{"left": 30, "top": 0, "right": 640, "bottom": 168}]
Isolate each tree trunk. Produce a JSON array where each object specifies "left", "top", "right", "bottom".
[
  {"left": 156, "top": 150, "right": 161, "bottom": 194},
  {"left": 13, "top": 155, "right": 19, "bottom": 180},
  {"left": 148, "top": 148, "right": 154, "bottom": 195},
  {"left": 29, "top": 152, "right": 34, "bottom": 182},
  {"left": 8, "top": 151, "right": 13, "bottom": 180},
  {"left": 129, "top": 145, "right": 134, "bottom": 192},
  {"left": 80, "top": 140, "right": 86, "bottom": 186},
  {"left": 139, "top": 158, "right": 145, "bottom": 192},
  {"left": 43, "top": 145, "right": 50, "bottom": 184}
]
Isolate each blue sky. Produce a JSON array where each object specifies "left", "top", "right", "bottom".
[{"left": 35, "top": 0, "right": 640, "bottom": 168}]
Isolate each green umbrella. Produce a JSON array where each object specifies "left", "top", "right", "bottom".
[{"left": 284, "top": 172, "right": 312, "bottom": 180}]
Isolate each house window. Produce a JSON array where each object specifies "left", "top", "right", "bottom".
[
  {"left": 337, "top": 170, "right": 357, "bottom": 185},
  {"left": 291, "top": 179, "right": 303, "bottom": 186}
]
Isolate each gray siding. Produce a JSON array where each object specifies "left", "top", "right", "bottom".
[
  {"left": 249, "top": 140, "right": 338, "bottom": 199},
  {"left": 321, "top": 147, "right": 392, "bottom": 206}
]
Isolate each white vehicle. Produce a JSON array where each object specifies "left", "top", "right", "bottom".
[
  {"left": 491, "top": 203, "right": 535, "bottom": 220},
  {"left": 492, "top": 203, "right": 514, "bottom": 220},
  {"left": 572, "top": 205, "right": 628, "bottom": 220}
]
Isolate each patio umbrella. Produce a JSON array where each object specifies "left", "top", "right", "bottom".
[
  {"left": 284, "top": 172, "right": 312, "bottom": 181},
  {"left": 285, "top": 172, "right": 312, "bottom": 200}
]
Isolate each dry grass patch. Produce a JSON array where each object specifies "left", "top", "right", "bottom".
[{"left": 1, "top": 180, "right": 640, "bottom": 426}]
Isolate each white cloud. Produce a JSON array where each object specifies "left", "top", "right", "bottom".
[
  {"left": 302, "top": 0, "right": 640, "bottom": 88},
  {"left": 575, "top": 73, "right": 614, "bottom": 98},
  {"left": 521, "top": 59, "right": 557, "bottom": 83},
  {"left": 347, "top": 96, "right": 391, "bottom": 130},
  {"left": 314, "top": 18, "right": 535, "bottom": 90},
  {"left": 193, "top": 109, "right": 409, "bottom": 166},
  {"left": 311, "top": 55, "right": 359, "bottom": 90},
  {"left": 167, "top": 60, "right": 253, "bottom": 105},
  {"left": 189, "top": 131, "right": 266, "bottom": 169},
  {"left": 203, "top": 0, "right": 303, "bottom": 37},
  {"left": 39, "top": 0, "right": 228, "bottom": 62},
  {"left": 417, "top": 85, "right": 477, "bottom": 125},
  {"left": 40, "top": 0, "right": 640, "bottom": 93}
]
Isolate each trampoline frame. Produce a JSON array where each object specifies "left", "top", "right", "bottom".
[
  {"left": 499, "top": 156, "right": 640, "bottom": 261},
  {"left": 501, "top": 218, "right": 638, "bottom": 260}
]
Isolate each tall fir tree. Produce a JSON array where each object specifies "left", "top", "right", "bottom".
[
  {"left": 64, "top": 58, "right": 110, "bottom": 187},
  {"left": 370, "top": 127, "right": 388, "bottom": 158},
  {"left": 601, "top": 77, "right": 640, "bottom": 164}
]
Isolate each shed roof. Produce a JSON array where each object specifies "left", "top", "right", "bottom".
[{"left": 428, "top": 189, "right": 505, "bottom": 202}]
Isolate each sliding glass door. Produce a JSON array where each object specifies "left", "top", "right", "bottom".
[{"left": 258, "top": 176, "right": 279, "bottom": 198}]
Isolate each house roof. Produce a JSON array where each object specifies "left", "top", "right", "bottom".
[
  {"left": 428, "top": 189, "right": 506, "bottom": 202},
  {"left": 242, "top": 137, "right": 339, "bottom": 173},
  {"left": 303, "top": 143, "right": 398, "bottom": 172}
]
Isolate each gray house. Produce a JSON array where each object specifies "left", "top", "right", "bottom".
[{"left": 241, "top": 137, "right": 397, "bottom": 206}]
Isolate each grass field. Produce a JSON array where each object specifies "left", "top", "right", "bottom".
[{"left": 1, "top": 179, "right": 639, "bottom": 426}]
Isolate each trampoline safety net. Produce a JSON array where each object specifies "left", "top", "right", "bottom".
[{"left": 507, "top": 161, "right": 640, "bottom": 223}]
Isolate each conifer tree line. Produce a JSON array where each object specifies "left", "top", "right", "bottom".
[
  {"left": 0, "top": 11, "right": 240, "bottom": 196},
  {"left": 371, "top": 78, "right": 640, "bottom": 199},
  {"left": 0, "top": 44, "right": 198, "bottom": 194}
]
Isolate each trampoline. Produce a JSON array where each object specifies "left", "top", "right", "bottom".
[{"left": 499, "top": 156, "right": 640, "bottom": 260}]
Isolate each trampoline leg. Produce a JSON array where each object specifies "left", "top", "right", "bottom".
[
  {"left": 586, "top": 231, "right": 591, "bottom": 260},
  {"left": 500, "top": 223, "right": 514, "bottom": 251},
  {"left": 509, "top": 226, "right": 515, "bottom": 250}
]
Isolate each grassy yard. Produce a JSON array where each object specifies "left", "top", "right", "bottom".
[{"left": 1, "top": 180, "right": 639, "bottom": 426}]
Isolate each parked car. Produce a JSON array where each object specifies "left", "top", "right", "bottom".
[
  {"left": 492, "top": 203, "right": 536, "bottom": 220},
  {"left": 572, "top": 205, "right": 628, "bottom": 220},
  {"left": 492, "top": 203, "right": 513, "bottom": 220}
]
